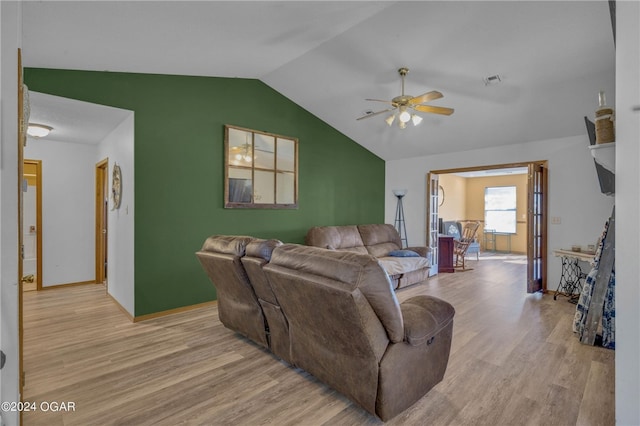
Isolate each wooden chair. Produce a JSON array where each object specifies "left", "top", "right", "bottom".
[{"left": 454, "top": 221, "right": 480, "bottom": 271}]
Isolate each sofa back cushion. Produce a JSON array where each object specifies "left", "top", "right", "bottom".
[
  {"left": 196, "top": 235, "right": 268, "bottom": 348},
  {"left": 241, "top": 238, "right": 291, "bottom": 362},
  {"left": 267, "top": 244, "right": 404, "bottom": 344},
  {"left": 241, "top": 239, "right": 283, "bottom": 304},
  {"left": 264, "top": 244, "right": 404, "bottom": 413},
  {"left": 201, "top": 234, "right": 253, "bottom": 255},
  {"left": 358, "top": 224, "right": 402, "bottom": 257},
  {"left": 305, "top": 225, "right": 368, "bottom": 254}
]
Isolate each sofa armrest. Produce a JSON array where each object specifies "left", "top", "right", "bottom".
[
  {"left": 400, "top": 296, "right": 455, "bottom": 346},
  {"left": 405, "top": 246, "right": 430, "bottom": 258},
  {"left": 378, "top": 297, "right": 454, "bottom": 421}
]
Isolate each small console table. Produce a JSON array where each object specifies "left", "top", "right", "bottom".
[{"left": 553, "top": 249, "right": 596, "bottom": 303}]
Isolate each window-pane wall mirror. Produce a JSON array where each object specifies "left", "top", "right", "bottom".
[{"left": 225, "top": 125, "right": 298, "bottom": 209}]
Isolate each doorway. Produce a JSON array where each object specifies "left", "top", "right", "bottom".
[
  {"left": 427, "top": 161, "right": 548, "bottom": 293},
  {"left": 19, "top": 84, "right": 136, "bottom": 412},
  {"left": 95, "top": 158, "right": 109, "bottom": 289},
  {"left": 22, "top": 160, "right": 43, "bottom": 291}
]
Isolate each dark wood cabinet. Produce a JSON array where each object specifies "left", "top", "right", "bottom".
[{"left": 438, "top": 235, "right": 455, "bottom": 273}]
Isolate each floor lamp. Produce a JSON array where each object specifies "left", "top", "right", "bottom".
[{"left": 393, "top": 189, "right": 408, "bottom": 248}]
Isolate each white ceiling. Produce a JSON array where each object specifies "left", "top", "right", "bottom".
[
  {"left": 21, "top": 1, "right": 616, "bottom": 161},
  {"left": 27, "top": 92, "right": 132, "bottom": 144}
]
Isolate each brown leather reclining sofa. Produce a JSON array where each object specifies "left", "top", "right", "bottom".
[
  {"left": 306, "top": 223, "right": 432, "bottom": 289},
  {"left": 196, "top": 234, "right": 455, "bottom": 421}
]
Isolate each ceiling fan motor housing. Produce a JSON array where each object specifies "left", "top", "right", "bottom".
[{"left": 392, "top": 95, "right": 413, "bottom": 106}]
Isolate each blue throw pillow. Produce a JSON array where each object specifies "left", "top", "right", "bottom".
[{"left": 388, "top": 249, "right": 420, "bottom": 258}]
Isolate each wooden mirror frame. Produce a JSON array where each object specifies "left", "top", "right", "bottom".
[{"left": 224, "top": 125, "right": 298, "bottom": 209}]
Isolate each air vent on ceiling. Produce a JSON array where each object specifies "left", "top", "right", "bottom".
[{"left": 483, "top": 74, "right": 502, "bottom": 86}]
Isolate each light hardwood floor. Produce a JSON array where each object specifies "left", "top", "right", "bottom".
[{"left": 23, "top": 254, "right": 614, "bottom": 425}]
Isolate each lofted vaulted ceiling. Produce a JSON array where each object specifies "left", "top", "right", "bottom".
[{"left": 22, "top": 1, "right": 615, "bottom": 160}]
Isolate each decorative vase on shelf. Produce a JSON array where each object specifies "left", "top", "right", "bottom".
[{"left": 595, "top": 90, "right": 615, "bottom": 144}]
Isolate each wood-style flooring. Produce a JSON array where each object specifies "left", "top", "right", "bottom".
[{"left": 22, "top": 253, "right": 614, "bottom": 425}]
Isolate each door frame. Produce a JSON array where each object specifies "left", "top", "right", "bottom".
[
  {"left": 17, "top": 47, "right": 26, "bottom": 419},
  {"left": 95, "top": 158, "right": 109, "bottom": 288},
  {"left": 527, "top": 162, "right": 548, "bottom": 293},
  {"left": 427, "top": 173, "right": 440, "bottom": 275},
  {"left": 23, "top": 159, "right": 43, "bottom": 290},
  {"left": 427, "top": 160, "right": 548, "bottom": 292}
]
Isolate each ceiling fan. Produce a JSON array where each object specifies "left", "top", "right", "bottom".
[
  {"left": 230, "top": 137, "right": 274, "bottom": 164},
  {"left": 357, "top": 67, "right": 454, "bottom": 128},
  {"left": 230, "top": 142, "right": 276, "bottom": 164}
]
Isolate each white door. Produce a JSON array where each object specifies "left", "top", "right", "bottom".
[{"left": 427, "top": 173, "right": 440, "bottom": 275}]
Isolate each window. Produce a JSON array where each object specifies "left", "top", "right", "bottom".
[
  {"left": 225, "top": 125, "right": 298, "bottom": 209},
  {"left": 484, "top": 186, "right": 516, "bottom": 234}
]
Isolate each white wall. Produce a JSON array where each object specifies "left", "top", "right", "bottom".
[
  {"left": 25, "top": 138, "right": 97, "bottom": 287},
  {"left": 386, "top": 134, "right": 614, "bottom": 291},
  {"left": 438, "top": 173, "right": 466, "bottom": 221},
  {"left": 615, "top": 1, "right": 640, "bottom": 424},
  {"left": 97, "top": 113, "right": 135, "bottom": 316},
  {"left": 0, "top": 2, "right": 21, "bottom": 423},
  {"left": 24, "top": 106, "right": 135, "bottom": 315}
]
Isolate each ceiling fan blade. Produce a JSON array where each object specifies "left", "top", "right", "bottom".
[
  {"left": 356, "top": 108, "right": 396, "bottom": 120},
  {"left": 230, "top": 144, "right": 251, "bottom": 150},
  {"left": 409, "top": 91, "right": 443, "bottom": 105},
  {"left": 365, "top": 98, "right": 394, "bottom": 104},
  {"left": 413, "top": 104, "right": 455, "bottom": 116}
]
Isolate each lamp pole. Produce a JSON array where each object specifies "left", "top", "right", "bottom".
[{"left": 393, "top": 190, "right": 408, "bottom": 248}]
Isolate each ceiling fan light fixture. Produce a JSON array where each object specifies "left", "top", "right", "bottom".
[
  {"left": 411, "top": 114, "right": 423, "bottom": 126},
  {"left": 398, "top": 120, "right": 407, "bottom": 129},
  {"left": 398, "top": 109, "right": 411, "bottom": 123},
  {"left": 385, "top": 114, "right": 395, "bottom": 126},
  {"left": 27, "top": 123, "right": 53, "bottom": 138}
]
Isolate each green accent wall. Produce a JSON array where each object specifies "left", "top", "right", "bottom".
[{"left": 25, "top": 68, "right": 385, "bottom": 316}]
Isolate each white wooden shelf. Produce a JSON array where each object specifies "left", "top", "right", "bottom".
[{"left": 588, "top": 142, "right": 615, "bottom": 173}]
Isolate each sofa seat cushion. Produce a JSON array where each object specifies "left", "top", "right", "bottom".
[
  {"left": 331, "top": 246, "right": 369, "bottom": 255},
  {"left": 378, "top": 256, "right": 430, "bottom": 276}
]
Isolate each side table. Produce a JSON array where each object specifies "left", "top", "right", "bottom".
[
  {"left": 438, "top": 235, "right": 454, "bottom": 273},
  {"left": 553, "top": 249, "right": 595, "bottom": 303}
]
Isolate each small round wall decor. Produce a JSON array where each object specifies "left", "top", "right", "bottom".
[
  {"left": 438, "top": 185, "right": 445, "bottom": 207},
  {"left": 112, "top": 164, "right": 122, "bottom": 210}
]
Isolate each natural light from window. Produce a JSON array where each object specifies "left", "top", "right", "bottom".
[{"left": 484, "top": 186, "right": 516, "bottom": 234}]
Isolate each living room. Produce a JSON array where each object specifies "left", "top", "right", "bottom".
[{"left": 1, "top": 1, "right": 638, "bottom": 425}]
